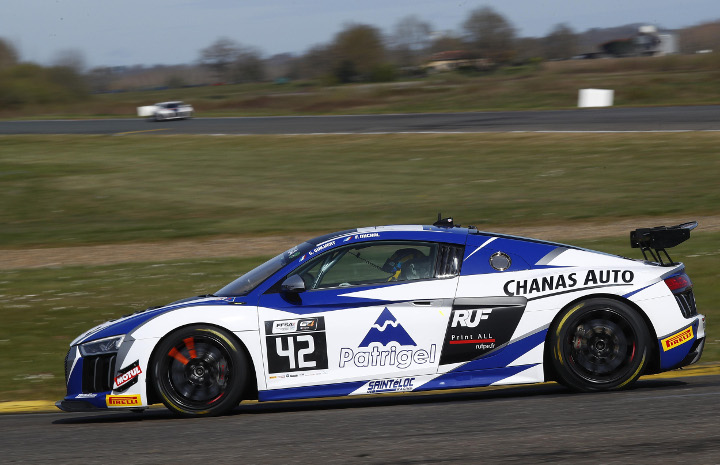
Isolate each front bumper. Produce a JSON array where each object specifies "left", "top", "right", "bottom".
[
  {"left": 56, "top": 399, "right": 103, "bottom": 412},
  {"left": 59, "top": 340, "right": 148, "bottom": 412},
  {"left": 56, "top": 393, "right": 145, "bottom": 412}
]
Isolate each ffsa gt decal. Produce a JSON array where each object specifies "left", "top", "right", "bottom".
[
  {"left": 662, "top": 326, "right": 694, "bottom": 351},
  {"left": 114, "top": 360, "right": 142, "bottom": 392},
  {"left": 265, "top": 317, "right": 328, "bottom": 373},
  {"left": 503, "top": 270, "right": 635, "bottom": 297},
  {"left": 439, "top": 301, "right": 525, "bottom": 365},
  {"left": 340, "top": 308, "right": 436, "bottom": 369}
]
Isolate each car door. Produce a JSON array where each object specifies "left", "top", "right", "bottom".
[{"left": 257, "top": 240, "right": 463, "bottom": 397}]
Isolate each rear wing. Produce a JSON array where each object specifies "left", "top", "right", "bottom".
[{"left": 630, "top": 221, "right": 697, "bottom": 265}]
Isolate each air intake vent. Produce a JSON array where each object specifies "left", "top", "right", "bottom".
[
  {"left": 81, "top": 354, "right": 117, "bottom": 393},
  {"left": 674, "top": 289, "right": 698, "bottom": 318}
]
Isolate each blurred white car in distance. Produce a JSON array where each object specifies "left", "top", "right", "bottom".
[{"left": 137, "top": 101, "right": 194, "bottom": 121}]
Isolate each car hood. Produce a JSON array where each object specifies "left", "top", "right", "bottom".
[{"left": 70, "top": 296, "right": 236, "bottom": 346}]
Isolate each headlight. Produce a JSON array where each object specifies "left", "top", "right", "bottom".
[{"left": 79, "top": 335, "right": 125, "bottom": 356}]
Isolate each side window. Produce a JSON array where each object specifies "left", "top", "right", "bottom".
[{"left": 295, "top": 241, "right": 439, "bottom": 290}]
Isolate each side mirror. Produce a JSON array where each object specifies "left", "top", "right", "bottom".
[{"left": 281, "top": 275, "right": 306, "bottom": 294}]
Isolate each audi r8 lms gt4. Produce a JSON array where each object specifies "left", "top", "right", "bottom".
[
  {"left": 57, "top": 218, "right": 704, "bottom": 417},
  {"left": 136, "top": 101, "right": 194, "bottom": 121}
]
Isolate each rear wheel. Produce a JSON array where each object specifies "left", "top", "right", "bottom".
[
  {"left": 549, "top": 298, "right": 650, "bottom": 391},
  {"left": 152, "top": 326, "right": 247, "bottom": 416}
]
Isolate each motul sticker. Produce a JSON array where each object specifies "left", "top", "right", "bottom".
[
  {"left": 114, "top": 360, "right": 142, "bottom": 391},
  {"left": 661, "top": 327, "right": 694, "bottom": 352}
]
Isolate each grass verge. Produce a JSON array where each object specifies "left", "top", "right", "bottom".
[{"left": 1, "top": 133, "right": 719, "bottom": 248}]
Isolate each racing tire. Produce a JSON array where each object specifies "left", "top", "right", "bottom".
[
  {"left": 549, "top": 298, "right": 650, "bottom": 392},
  {"left": 152, "top": 325, "right": 248, "bottom": 417}
]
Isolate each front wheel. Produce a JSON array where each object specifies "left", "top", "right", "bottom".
[
  {"left": 152, "top": 326, "right": 247, "bottom": 416},
  {"left": 549, "top": 298, "right": 650, "bottom": 391}
]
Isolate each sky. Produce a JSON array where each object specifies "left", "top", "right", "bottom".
[{"left": 2, "top": 0, "right": 718, "bottom": 68}]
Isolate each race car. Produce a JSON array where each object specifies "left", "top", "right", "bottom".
[
  {"left": 57, "top": 218, "right": 704, "bottom": 417},
  {"left": 136, "top": 101, "right": 193, "bottom": 121}
]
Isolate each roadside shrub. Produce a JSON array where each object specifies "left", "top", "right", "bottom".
[
  {"left": 369, "top": 64, "right": 397, "bottom": 82},
  {"left": 0, "top": 63, "right": 89, "bottom": 107}
]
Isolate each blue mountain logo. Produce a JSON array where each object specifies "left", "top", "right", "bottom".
[{"left": 359, "top": 308, "right": 416, "bottom": 347}]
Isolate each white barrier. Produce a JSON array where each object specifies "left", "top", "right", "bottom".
[{"left": 578, "top": 89, "right": 614, "bottom": 108}]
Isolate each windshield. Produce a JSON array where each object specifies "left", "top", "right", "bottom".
[{"left": 215, "top": 242, "right": 312, "bottom": 296}]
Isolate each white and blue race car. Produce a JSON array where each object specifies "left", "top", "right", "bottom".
[{"left": 57, "top": 218, "right": 704, "bottom": 416}]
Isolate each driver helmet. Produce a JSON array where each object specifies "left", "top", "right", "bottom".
[{"left": 382, "top": 248, "right": 426, "bottom": 281}]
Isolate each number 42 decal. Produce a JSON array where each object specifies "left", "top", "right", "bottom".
[
  {"left": 275, "top": 335, "right": 317, "bottom": 369},
  {"left": 265, "top": 317, "right": 329, "bottom": 373}
]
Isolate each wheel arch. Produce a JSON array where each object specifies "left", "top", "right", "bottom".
[
  {"left": 543, "top": 293, "right": 659, "bottom": 382},
  {"left": 145, "top": 322, "right": 260, "bottom": 405}
]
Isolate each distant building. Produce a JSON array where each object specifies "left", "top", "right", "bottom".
[
  {"left": 424, "top": 51, "right": 491, "bottom": 72},
  {"left": 601, "top": 25, "right": 679, "bottom": 57}
]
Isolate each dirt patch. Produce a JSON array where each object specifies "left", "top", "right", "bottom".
[{"left": 2, "top": 215, "right": 718, "bottom": 270}]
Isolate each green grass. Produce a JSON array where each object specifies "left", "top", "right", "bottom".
[
  {"left": 1, "top": 232, "right": 717, "bottom": 402},
  {"left": 1, "top": 133, "right": 719, "bottom": 248},
  {"left": 3, "top": 53, "right": 720, "bottom": 118}
]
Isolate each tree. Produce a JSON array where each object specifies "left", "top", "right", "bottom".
[
  {"left": 0, "top": 38, "right": 18, "bottom": 70},
  {"left": 165, "top": 75, "right": 187, "bottom": 89},
  {"left": 198, "top": 37, "right": 240, "bottom": 81},
  {"left": 391, "top": 15, "right": 432, "bottom": 67},
  {"left": 295, "top": 44, "right": 334, "bottom": 80},
  {"left": 428, "top": 33, "right": 465, "bottom": 55},
  {"left": 231, "top": 47, "right": 265, "bottom": 83},
  {"left": 51, "top": 49, "right": 86, "bottom": 73},
  {"left": 462, "top": 6, "right": 516, "bottom": 64},
  {"left": 514, "top": 37, "right": 544, "bottom": 63},
  {"left": 331, "top": 24, "right": 386, "bottom": 82},
  {"left": 199, "top": 38, "right": 265, "bottom": 83},
  {"left": 0, "top": 63, "right": 88, "bottom": 106},
  {"left": 86, "top": 66, "right": 114, "bottom": 93},
  {"left": 542, "top": 23, "right": 578, "bottom": 59}
]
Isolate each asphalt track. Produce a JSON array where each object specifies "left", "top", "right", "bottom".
[
  {"left": 2, "top": 105, "right": 720, "bottom": 135},
  {"left": 2, "top": 372, "right": 719, "bottom": 464}
]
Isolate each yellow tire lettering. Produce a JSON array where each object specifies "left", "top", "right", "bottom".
[
  {"left": 556, "top": 343, "right": 563, "bottom": 365},
  {"left": 616, "top": 353, "right": 647, "bottom": 389},
  {"left": 554, "top": 303, "right": 584, "bottom": 365},
  {"left": 556, "top": 303, "right": 584, "bottom": 336},
  {"left": 198, "top": 329, "right": 237, "bottom": 352},
  {"left": 160, "top": 391, "right": 192, "bottom": 415}
]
